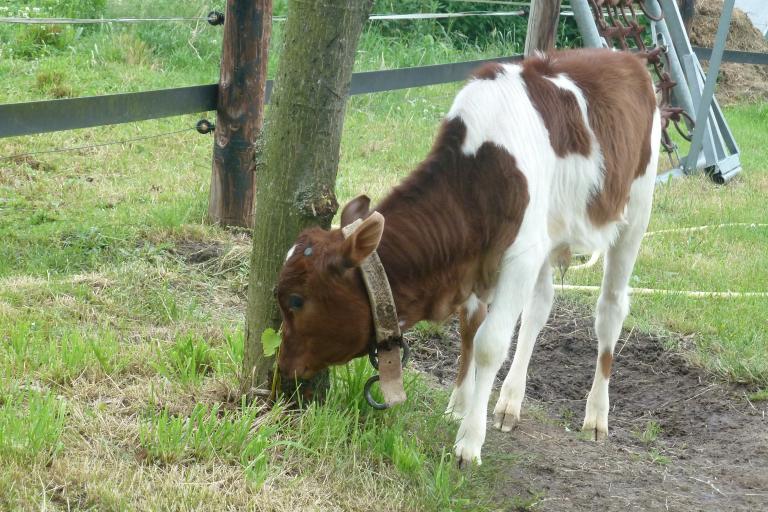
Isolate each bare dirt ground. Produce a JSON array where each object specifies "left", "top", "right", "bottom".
[{"left": 409, "top": 300, "right": 768, "bottom": 511}]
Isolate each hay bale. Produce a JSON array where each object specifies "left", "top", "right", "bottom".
[{"left": 688, "top": 0, "right": 768, "bottom": 104}]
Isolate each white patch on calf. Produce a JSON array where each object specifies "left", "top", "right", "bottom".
[
  {"left": 545, "top": 74, "right": 589, "bottom": 121},
  {"left": 448, "top": 64, "right": 551, "bottom": 183},
  {"left": 464, "top": 293, "right": 480, "bottom": 317},
  {"left": 285, "top": 245, "right": 296, "bottom": 261}
]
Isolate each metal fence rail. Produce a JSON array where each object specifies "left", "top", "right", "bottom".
[
  {"left": 692, "top": 47, "right": 768, "bottom": 66},
  {"left": 0, "top": 55, "right": 522, "bottom": 138},
  {"left": 1, "top": 47, "right": 766, "bottom": 140},
  {"left": 0, "top": 86, "right": 218, "bottom": 139}
]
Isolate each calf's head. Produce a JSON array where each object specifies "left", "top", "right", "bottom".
[{"left": 276, "top": 196, "right": 384, "bottom": 382}]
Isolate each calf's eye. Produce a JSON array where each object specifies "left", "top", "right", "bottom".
[{"left": 288, "top": 294, "right": 304, "bottom": 310}]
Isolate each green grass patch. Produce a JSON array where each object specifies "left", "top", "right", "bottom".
[
  {"left": 281, "top": 359, "right": 472, "bottom": 510},
  {"left": 152, "top": 334, "right": 215, "bottom": 385},
  {"left": 0, "top": 388, "right": 66, "bottom": 464},
  {"left": 139, "top": 400, "right": 283, "bottom": 485},
  {"left": 635, "top": 420, "right": 663, "bottom": 445},
  {"left": 1, "top": 320, "right": 125, "bottom": 383}
]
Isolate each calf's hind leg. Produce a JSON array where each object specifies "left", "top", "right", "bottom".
[{"left": 583, "top": 167, "right": 656, "bottom": 440}]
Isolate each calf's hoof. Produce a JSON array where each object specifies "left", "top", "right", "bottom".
[
  {"left": 492, "top": 394, "right": 522, "bottom": 432},
  {"left": 492, "top": 411, "right": 520, "bottom": 432},
  {"left": 581, "top": 419, "right": 608, "bottom": 442},
  {"left": 454, "top": 438, "right": 482, "bottom": 468},
  {"left": 588, "top": 427, "right": 608, "bottom": 442}
]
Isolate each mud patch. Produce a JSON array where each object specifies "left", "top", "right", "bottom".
[
  {"left": 409, "top": 300, "right": 768, "bottom": 511},
  {"left": 170, "top": 240, "right": 225, "bottom": 264}
]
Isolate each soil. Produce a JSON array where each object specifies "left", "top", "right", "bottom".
[
  {"left": 409, "top": 300, "right": 768, "bottom": 511},
  {"left": 169, "top": 240, "right": 225, "bottom": 264},
  {"left": 689, "top": 0, "right": 768, "bottom": 105}
]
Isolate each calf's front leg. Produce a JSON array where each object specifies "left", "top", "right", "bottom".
[
  {"left": 454, "top": 242, "right": 546, "bottom": 466},
  {"left": 493, "top": 261, "right": 554, "bottom": 431}
]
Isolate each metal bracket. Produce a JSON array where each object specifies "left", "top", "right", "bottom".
[{"left": 655, "top": 0, "right": 741, "bottom": 183}]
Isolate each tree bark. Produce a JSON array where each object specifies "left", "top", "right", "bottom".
[
  {"left": 242, "top": 0, "right": 375, "bottom": 392},
  {"left": 208, "top": 0, "right": 271, "bottom": 228},
  {"left": 524, "top": 0, "right": 562, "bottom": 55}
]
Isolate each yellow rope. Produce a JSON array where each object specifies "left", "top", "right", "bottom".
[
  {"left": 557, "top": 284, "right": 768, "bottom": 298},
  {"left": 563, "top": 222, "right": 768, "bottom": 298}
]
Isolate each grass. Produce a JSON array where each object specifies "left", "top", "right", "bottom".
[
  {"left": 0, "top": 388, "right": 66, "bottom": 464},
  {"left": 635, "top": 420, "right": 663, "bottom": 444},
  {"left": 1, "top": 0, "right": 767, "bottom": 509}
]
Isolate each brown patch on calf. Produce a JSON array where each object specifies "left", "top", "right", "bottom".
[
  {"left": 456, "top": 300, "right": 487, "bottom": 388},
  {"left": 472, "top": 62, "right": 505, "bottom": 81},
  {"left": 600, "top": 351, "right": 613, "bottom": 380},
  {"left": 522, "top": 58, "right": 591, "bottom": 157},
  {"left": 375, "top": 117, "right": 530, "bottom": 324},
  {"left": 523, "top": 50, "right": 657, "bottom": 225}
]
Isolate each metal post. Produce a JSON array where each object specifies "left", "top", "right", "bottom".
[
  {"left": 683, "top": 0, "right": 735, "bottom": 175},
  {"left": 643, "top": 0, "right": 696, "bottom": 119},
  {"left": 570, "top": 0, "right": 605, "bottom": 48}
]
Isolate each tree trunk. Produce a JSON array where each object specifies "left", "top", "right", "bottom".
[
  {"left": 242, "top": 0, "right": 375, "bottom": 392},
  {"left": 524, "top": 0, "right": 562, "bottom": 55},
  {"left": 208, "top": 0, "right": 271, "bottom": 228}
]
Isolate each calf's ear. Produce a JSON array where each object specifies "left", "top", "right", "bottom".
[
  {"left": 340, "top": 195, "right": 371, "bottom": 227},
  {"left": 342, "top": 211, "right": 384, "bottom": 267}
]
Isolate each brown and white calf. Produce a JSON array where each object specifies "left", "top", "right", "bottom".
[{"left": 276, "top": 48, "right": 660, "bottom": 465}]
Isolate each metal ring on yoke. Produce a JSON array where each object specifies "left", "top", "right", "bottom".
[
  {"left": 368, "top": 339, "right": 410, "bottom": 370},
  {"left": 363, "top": 375, "right": 389, "bottom": 410}
]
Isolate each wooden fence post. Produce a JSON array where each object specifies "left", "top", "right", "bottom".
[
  {"left": 524, "top": 0, "right": 562, "bottom": 56},
  {"left": 207, "top": 0, "right": 271, "bottom": 228}
]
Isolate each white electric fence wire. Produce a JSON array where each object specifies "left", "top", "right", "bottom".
[
  {"left": 569, "top": 251, "right": 601, "bottom": 270},
  {"left": 369, "top": 11, "right": 525, "bottom": 20},
  {"left": 562, "top": 223, "right": 768, "bottom": 298},
  {"left": 2, "top": 11, "right": 527, "bottom": 25},
  {"left": 643, "top": 222, "right": 768, "bottom": 237},
  {"left": 275, "top": 11, "right": 527, "bottom": 22},
  {"left": 448, "top": 0, "right": 535, "bottom": 7}
]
